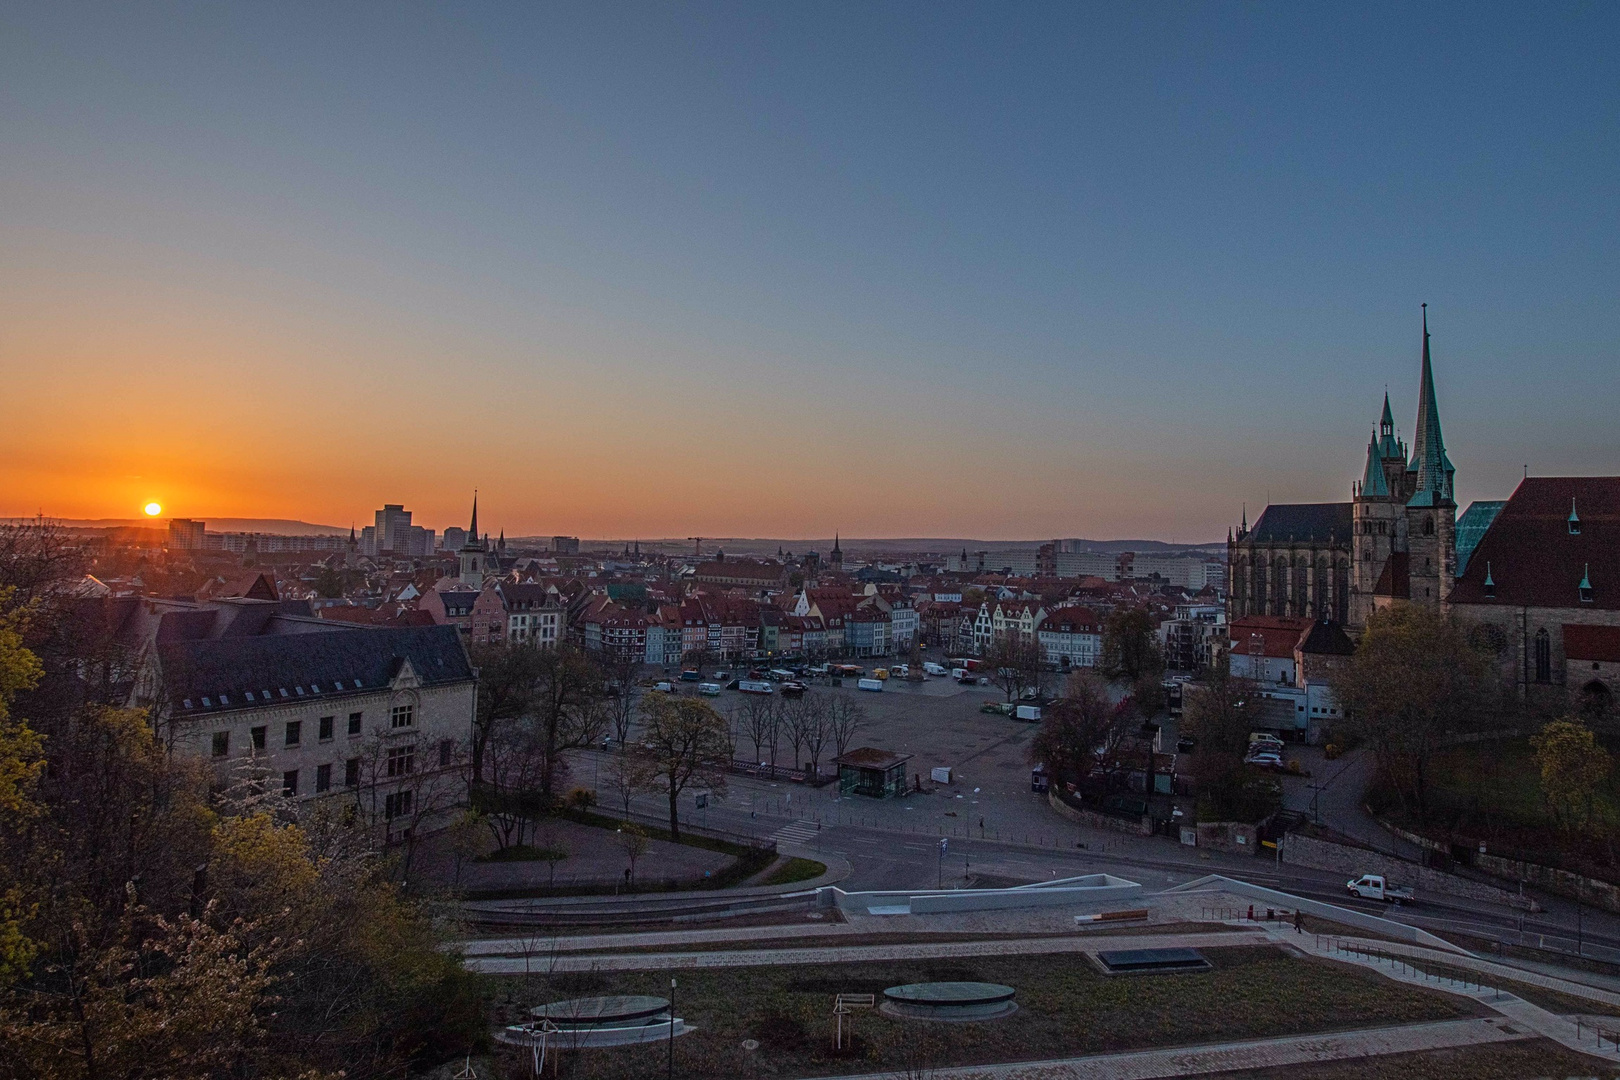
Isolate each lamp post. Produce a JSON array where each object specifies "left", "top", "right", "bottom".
[{"left": 668, "top": 976, "right": 676, "bottom": 1080}]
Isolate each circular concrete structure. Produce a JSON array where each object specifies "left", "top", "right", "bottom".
[
  {"left": 498, "top": 995, "right": 693, "bottom": 1048},
  {"left": 531, "top": 995, "right": 670, "bottom": 1025},
  {"left": 881, "top": 981, "right": 1017, "bottom": 1021}
]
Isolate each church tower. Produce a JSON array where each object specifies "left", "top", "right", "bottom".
[
  {"left": 1403, "top": 305, "right": 1457, "bottom": 608},
  {"left": 1350, "top": 392, "right": 1408, "bottom": 629},
  {"left": 459, "top": 493, "right": 484, "bottom": 588}
]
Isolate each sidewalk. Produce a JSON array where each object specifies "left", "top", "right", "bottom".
[
  {"left": 801, "top": 1018, "right": 1524, "bottom": 1080},
  {"left": 1268, "top": 926, "right": 1620, "bottom": 1063}
]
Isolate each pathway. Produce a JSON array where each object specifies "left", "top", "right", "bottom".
[{"left": 800, "top": 1018, "right": 1525, "bottom": 1080}]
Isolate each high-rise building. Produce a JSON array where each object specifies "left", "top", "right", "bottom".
[
  {"left": 442, "top": 527, "right": 467, "bottom": 553},
  {"left": 167, "top": 518, "right": 206, "bottom": 550},
  {"left": 552, "top": 536, "right": 580, "bottom": 555},
  {"left": 373, "top": 504, "right": 412, "bottom": 553}
]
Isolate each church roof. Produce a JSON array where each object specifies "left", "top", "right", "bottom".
[
  {"left": 1296, "top": 619, "right": 1356, "bottom": 657},
  {"left": 1407, "top": 307, "right": 1455, "bottom": 507},
  {"left": 1373, "top": 552, "right": 1410, "bottom": 599},
  {"left": 1456, "top": 500, "right": 1506, "bottom": 575},
  {"left": 1450, "top": 476, "right": 1620, "bottom": 611},
  {"left": 1360, "top": 434, "right": 1392, "bottom": 497},
  {"left": 1245, "top": 503, "right": 1353, "bottom": 546}
]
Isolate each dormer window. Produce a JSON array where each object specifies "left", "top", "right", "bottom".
[
  {"left": 1580, "top": 564, "right": 1594, "bottom": 604},
  {"left": 1569, "top": 498, "right": 1582, "bottom": 535}
]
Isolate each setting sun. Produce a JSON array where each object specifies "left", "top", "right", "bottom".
[{"left": 143, "top": 502, "right": 162, "bottom": 517}]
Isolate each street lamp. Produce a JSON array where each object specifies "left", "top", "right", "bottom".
[{"left": 668, "top": 976, "right": 677, "bottom": 1080}]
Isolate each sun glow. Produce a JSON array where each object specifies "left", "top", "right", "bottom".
[{"left": 143, "top": 502, "right": 162, "bottom": 517}]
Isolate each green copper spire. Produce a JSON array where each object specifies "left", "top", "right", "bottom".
[{"left": 1408, "top": 304, "right": 1455, "bottom": 507}]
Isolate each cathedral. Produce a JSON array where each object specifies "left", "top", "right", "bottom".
[{"left": 1228, "top": 308, "right": 1457, "bottom": 634}]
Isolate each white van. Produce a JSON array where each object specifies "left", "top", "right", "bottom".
[
  {"left": 857, "top": 678, "right": 884, "bottom": 692},
  {"left": 923, "top": 662, "right": 948, "bottom": 676},
  {"left": 738, "top": 680, "right": 774, "bottom": 695},
  {"left": 698, "top": 682, "right": 722, "bottom": 696}
]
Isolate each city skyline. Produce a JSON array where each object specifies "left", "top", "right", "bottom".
[{"left": 4, "top": 4, "right": 1617, "bottom": 539}]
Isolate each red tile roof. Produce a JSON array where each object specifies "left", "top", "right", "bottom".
[
  {"left": 1564, "top": 624, "right": 1620, "bottom": 663},
  {"left": 1229, "top": 615, "right": 1312, "bottom": 659}
]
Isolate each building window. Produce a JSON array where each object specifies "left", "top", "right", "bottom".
[
  {"left": 390, "top": 704, "right": 414, "bottom": 729},
  {"left": 439, "top": 739, "right": 454, "bottom": 768},
  {"left": 1424, "top": 516, "right": 1435, "bottom": 536},
  {"left": 211, "top": 731, "right": 230, "bottom": 758},
  {"left": 319, "top": 716, "right": 334, "bottom": 741},
  {"left": 385, "top": 790, "right": 413, "bottom": 820},
  {"left": 251, "top": 726, "right": 267, "bottom": 751},
  {"left": 386, "top": 745, "right": 415, "bottom": 778},
  {"left": 344, "top": 758, "right": 360, "bottom": 788},
  {"left": 282, "top": 769, "right": 299, "bottom": 797},
  {"left": 285, "top": 720, "right": 302, "bottom": 747},
  {"left": 347, "top": 711, "right": 363, "bottom": 736},
  {"left": 1534, "top": 628, "right": 1552, "bottom": 684}
]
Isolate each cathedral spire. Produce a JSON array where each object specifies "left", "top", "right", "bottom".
[
  {"left": 1380, "top": 390, "right": 1394, "bottom": 436},
  {"left": 468, "top": 490, "right": 479, "bottom": 538},
  {"left": 1408, "top": 304, "right": 1454, "bottom": 506}
]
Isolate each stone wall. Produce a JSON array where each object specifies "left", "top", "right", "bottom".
[
  {"left": 1047, "top": 790, "right": 1152, "bottom": 836},
  {"left": 1196, "top": 821, "right": 1259, "bottom": 855},
  {"left": 1376, "top": 817, "right": 1620, "bottom": 915},
  {"left": 1281, "top": 830, "right": 1535, "bottom": 910}
]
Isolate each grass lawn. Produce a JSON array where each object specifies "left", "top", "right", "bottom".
[
  {"left": 1372, "top": 735, "right": 1620, "bottom": 884},
  {"left": 1221, "top": 1038, "right": 1618, "bottom": 1080},
  {"left": 486, "top": 945, "right": 1483, "bottom": 1079},
  {"left": 759, "top": 857, "right": 826, "bottom": 886}
]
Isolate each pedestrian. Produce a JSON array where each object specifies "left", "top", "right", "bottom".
[{"left": 1294, "top": 909, "right": 1304, "bottom": 934}]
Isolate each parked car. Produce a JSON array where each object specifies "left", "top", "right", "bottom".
[
  {"left": 779, "top": 681, "right": 807, "bottom": 697},
  {"left": 680, "top": 670, "right": 701, "bottom": 682},
  {"left": 1346, "top": 874, "right": 1414, "bottom": 903},
  {"left": 654, "top": 681, "right": 674, "bottom": 692},
  {"left": 1245, "top": 751, "right": 1285, "bottom": 768}
]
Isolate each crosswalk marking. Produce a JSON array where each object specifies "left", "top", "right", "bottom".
[{"left": 771, "top": 819, "right": 821, "bottom": 846}]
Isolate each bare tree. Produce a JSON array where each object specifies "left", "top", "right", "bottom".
[
  {"left": 605, "top": 747, "right": 657, "bottom": 821},
  {"left": 984, "top": 634, "right": 1045, "bottom": 703},
  {"left": 800, "top": 694, "right": 832, "bottom": 780},
  {"left": 828, "top": 697, "right": 865, "bottom": 764},
  {"left": 598, "top": 650, "right": 643, "bottom": 747},
  {"left": 734, "top": 694, "right": 778, "bottom": 769},
  {"left": 530, "top": 645, "right": 609, "bottom": 804},
  {"left": 481, "top": 719, "right": 550, "bottom": 850},
  {"left": 616, "top": 822, "right": 649, "bottom": 886},
  {"left": 781, "top": 695, "right": 811, "bottom": 774}
]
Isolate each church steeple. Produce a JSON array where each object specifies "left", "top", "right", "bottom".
[
  {"left": 1380, "top": 391, "right": 1395, "bottom": 437},
  {"left": 1407, "top": 304, "right": 1454, "bottom": 506}
]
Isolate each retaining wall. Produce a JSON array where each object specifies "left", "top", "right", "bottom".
[
  {"left": 1047, "top": 790, "right": 1152, "bottom": 836},
  {"left": 1196, "top": 821, "right": 1260, "bottom": 855},
  {"left": 1163, "top": 874, "right": 1466, "bottom": 953},
  {"left": 1281, "top": 831, "right": 1534, "bottom": 911},
  {"left": 1375, "top": 817, "right": 1620, "bottom": 915}
]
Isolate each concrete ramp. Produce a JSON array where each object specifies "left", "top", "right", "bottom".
[{"left": 820, "top": 873, "right": 1143, "bottom": 917}]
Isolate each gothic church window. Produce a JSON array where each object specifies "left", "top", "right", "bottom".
[
  {"left": 1424, "top": 516, "right": 1435, "bottom": 536},
  {"left": 1534, "top": 628, "right": 1552, "bottom": 684}
]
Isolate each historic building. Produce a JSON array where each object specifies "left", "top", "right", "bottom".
[
  {"left": 1449, "top": 475, "right": 1620, "bottom": 712},
  {"left": 1229, "top": 308, "right": 1456, "bottom": 635}
]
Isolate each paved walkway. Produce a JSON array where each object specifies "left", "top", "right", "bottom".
[
  {"left": 1274, "top": 927, "right": 1620, "bottom": 1063},
  {"left": 462, "top": 920, "right": 855, "bottom": 956},
  {"left": 802, "top": 1018, "right": 1524, "bottom": 1080},
  {"left": 463, "top": 929, "right": 1273, "bottom": 973}
]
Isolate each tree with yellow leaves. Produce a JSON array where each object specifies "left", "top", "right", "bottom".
[{"left": 1531, "top": 718, "right": 1614, "bottom": 836}]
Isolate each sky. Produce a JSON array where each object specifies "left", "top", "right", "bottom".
[{"left": 2, "top": 3, "right": 1616, "bottom": 542}]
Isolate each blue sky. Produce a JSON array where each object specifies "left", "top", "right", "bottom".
[{"left": 2, "top": 3, "right": 1615, "bottom": 540}]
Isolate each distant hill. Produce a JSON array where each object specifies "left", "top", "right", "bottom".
[{"left": 5, "top": 517, "right": 348, "bottom": 536}]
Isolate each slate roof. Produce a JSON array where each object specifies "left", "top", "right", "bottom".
[
  {"left": 1450, "top": 477, "right": 1620, "bottom": 611},
  {"left": 158, "top": 624, "right": 473, "bottom": 715},
  {"left": 1245, "top": 503, "right": 1353, "bottom": 546},
  {"left": 1296, "top": 620, "right": 1355, "bottom": 656},
  {"left": 1373, "top": 552, "right": 1410, "bottom": 599},
  {"left": 1456, "top": 500, "right": 1507, "bottom": 575}
]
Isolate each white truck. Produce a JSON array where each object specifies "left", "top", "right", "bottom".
[
  {"left": 1346, "top": 874, "right": 1415, "bottom": 903},
  {"left": 1015, "top": 704, "right": 1042, "bottom": 722},
  {"left": 857, "top": 677, "right": 884, "bottom": 692}
]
